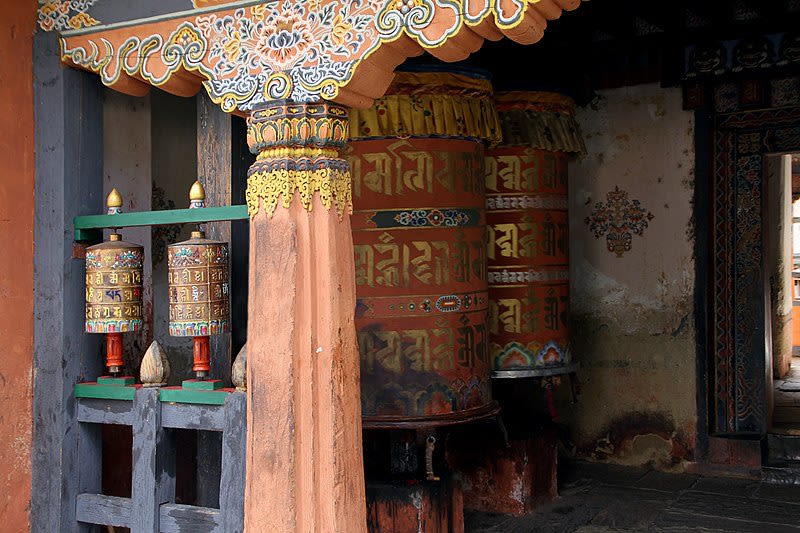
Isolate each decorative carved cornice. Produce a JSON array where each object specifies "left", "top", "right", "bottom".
[
  {"left": 58, "top": 0, "right": 582, "bottom": 112},
  {"left": 246, "top": 101, "right": 353, "bottom": 218}
]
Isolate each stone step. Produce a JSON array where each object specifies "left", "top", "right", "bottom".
[
  {"left": 762, "top": 463, "right": 800, "bottom": 486},
  {"left": 767, "top": 433, "right": 800, "bottom": 462}
]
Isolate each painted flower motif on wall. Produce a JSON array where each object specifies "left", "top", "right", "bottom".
[
  {"left": 585, "top": 186, "right": 654, "bottom": 257},
  {"left": 330, "top": 15, "right": 354, "bottom": 46}
]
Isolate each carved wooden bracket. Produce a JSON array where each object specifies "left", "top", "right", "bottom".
[{"left": 53, "top": 0, "right": 582, "bottom": 112}]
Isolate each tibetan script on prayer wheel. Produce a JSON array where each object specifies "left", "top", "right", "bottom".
[
  {"left": 85, "top": 235, "right": 143, "bottom": 333},
  {"left": 167, "top": 231, "right": 230, "bottom": 337},
  {"left": 349, "top": 68, "right": 501, "bottom": 428},
  {"left": 486, "top": 91, "right": 585, "bottom": 372}
]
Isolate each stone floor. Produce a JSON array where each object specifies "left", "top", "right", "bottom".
[{"left": 464, "top": 461, "right": 800, "bottom": 532}]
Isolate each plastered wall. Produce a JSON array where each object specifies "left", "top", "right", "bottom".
[
  {"left": 0, "top": 1, "right": 35, "bottom": 528},
  {"left": 104, "top": 90, "right": 153, "bottom": 372},
  {"left": 566, "top": 84, "right": 697, "bottom": 470}
]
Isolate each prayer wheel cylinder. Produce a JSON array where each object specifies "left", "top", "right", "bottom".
[
  {"left": 485, "top": 92, "right": 585, "bottom": 373},
  {"left": 348, "top": 68, "right": 502, "bottom": 428},
  {"left": 85, "top": 235, "right": 144, "bottom": 334},
  {"left": 167, "top": 231, "right": 231, "bottom": 338},
  {"left": 85, "top": 233, "right": 144, "bottom": 374}
]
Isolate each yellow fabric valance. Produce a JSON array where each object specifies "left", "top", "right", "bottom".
[
  {"left": 494, "top": 91, "right": 586, "bottom": 155},
  {"left": 349, "top": 71, "right": 502, "bottom": 145}
]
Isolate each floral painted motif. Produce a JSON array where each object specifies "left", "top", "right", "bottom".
[
  {"left": 585, "top": 186, "right": 654, "bottom": 257},
  {"left": 197, "top": 2, "right": 381, "bottom": 109},
  {"left": 59, "top": 0, "right": 581, "bottom": 111},
  {"left": 112, "top": 250, "right": 144, "bottom": 270},
  {"left": 170, "top": 247, "right": 202, "bottom": 266},
  {"left": 38, "top": 0, "right": 99, "bottom": 31},
  {"left": 393, "top": 208, "right": 471, "bottom": 227}
]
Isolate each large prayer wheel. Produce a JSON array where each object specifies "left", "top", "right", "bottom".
[
  {"left": 485, "top": 92, "right": 585, "bottom": 374},
  {"left": 349, "top": 68, "right": 502, "bottom": 428}
]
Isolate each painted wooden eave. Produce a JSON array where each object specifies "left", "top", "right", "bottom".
[{"left": 54, "top": 0, "right": 584, "bottom": 112}]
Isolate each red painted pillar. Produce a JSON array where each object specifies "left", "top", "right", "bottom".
[
  {"left": 243, "top": 101, "right": 367, "bottom": 533},
  {"left": 0, "top": 1, "right": 35, "bottom": 527}
]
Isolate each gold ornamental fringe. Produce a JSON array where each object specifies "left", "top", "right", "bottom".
[
  {"left": 349, "top": 71, "right": 502, "bottom": 145},
  {"left": 494, "top": 91, "right": 586, "bottom": 155},
  {"left": 246, "top": 167, "right": 353, "bottom": 219}
]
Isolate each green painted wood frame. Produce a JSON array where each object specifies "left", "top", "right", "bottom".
[{"left": 73, "top": 205, "right": 249, "bottom": 241}]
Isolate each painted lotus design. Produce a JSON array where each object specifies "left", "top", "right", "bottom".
[
  {"left": 197, "top": 1, "right": 379, "bottom": 106},
  {"left": 257, "top": 12, "right": 314, "bottom": 69}
]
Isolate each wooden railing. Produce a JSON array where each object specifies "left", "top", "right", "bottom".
[{"left": 74, "top": 387, "right": 245, "bottom": 532}]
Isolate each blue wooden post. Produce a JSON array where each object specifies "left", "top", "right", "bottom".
[
  {"left": 221, "top": 392, "right": 247, "bottom": 533},
  {"left": 32, "top": 30, "right": 104, "bottom": 533},
  {"left": 132, "top": 388, "right": 176, "bottom": 533}
]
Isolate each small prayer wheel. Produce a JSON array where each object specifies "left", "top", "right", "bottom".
[
  {"left": 167, "top": 181, "right": 230, "bottom": 379},
  {"left": 85, "top": 189, "right": 144, "bottom": 374}
]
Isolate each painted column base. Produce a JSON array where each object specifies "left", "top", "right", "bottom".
[
  {"left": 447, "top": 427, "right": 558, "bottom": 516},
  {"left": 366, "top": 476, "right": 464, "bottom": 533}
]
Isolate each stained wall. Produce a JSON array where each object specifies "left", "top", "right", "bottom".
[
  {"left": 566, "top": 84, "right": 697, "bottom": 470},
  {"left": 0, "top": 0, "right": 36, "bottom": 528}
]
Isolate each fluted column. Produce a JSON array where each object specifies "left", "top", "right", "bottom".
[{"left": 243, "top": 101, "right": 366, "bottom": 533}]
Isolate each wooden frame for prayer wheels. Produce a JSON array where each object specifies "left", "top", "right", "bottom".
[
  {"left": 485, "top": 92, "right": 586, "bottom": 376},
  {"left": 348, "top": 68, "right": 502, "bottom": 429}
]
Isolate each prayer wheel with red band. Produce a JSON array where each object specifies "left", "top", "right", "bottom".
[
  {"left": 348, "top": 68, "right": 502, "bottom": 428},
  {"left": 485, "top": 92, "right": 585, "bottom": 373}
]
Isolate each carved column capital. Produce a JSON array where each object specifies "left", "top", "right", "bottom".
[{"left": 245, "top": 100, "right": 353, "bottom": 219}]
